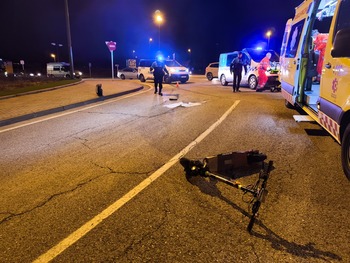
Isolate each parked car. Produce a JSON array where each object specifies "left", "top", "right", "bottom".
[
  {"left": 205, "top": 62, "right": 219, "bottom": 81},
  {"left": 117, "top": 67, "right": 138, "bottom": 80}
]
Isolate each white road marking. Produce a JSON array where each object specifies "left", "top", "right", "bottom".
[
  {"left": 33, "top": 100, "right": 240, "bottom": 263},
  {"left": 0, "top": 88, "right": 150, "bottom": 134}
]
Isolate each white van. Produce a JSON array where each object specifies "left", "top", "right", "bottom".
[
  {"left": 138, "top": 59, "right": 190, "bottom": 84},
  {"left": 47, "top": 62, "right": 82, "bottom": 78},
  {"left": 47, "top": 62, "right": 71, "bottom": 78},
  {"left": 218, "top": 48, "right": 281, "bottom": 91}
]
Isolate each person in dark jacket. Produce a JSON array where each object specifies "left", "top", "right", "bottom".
[
  {"left": 150, "top": 57, "right": 169, "bottom": 96},
  {"left": 230, "top": 52, "right": 246, "bottom": 92}
]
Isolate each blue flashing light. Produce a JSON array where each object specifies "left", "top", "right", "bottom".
[
  {"left": 256, "top": 46, "right": 263, "bottom": 51},
  {"left": 156, "top": 52, "right": 164, "bottom": 62}
]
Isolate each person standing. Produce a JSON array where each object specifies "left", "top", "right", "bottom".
[
  {"left": 257, "top": 52, "right": 272, "bottom": 92},
  {"left": 314, "top": 33, "right": 328, "bottom": 82},
  {"left": 150, "top": 56, "right": 169, "bottom": 96},
  {"left": 230, "top": 52, "right": 246, "bottom": 92}
]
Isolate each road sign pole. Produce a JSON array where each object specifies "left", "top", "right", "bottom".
[
  {"left": 111, "top": 51, "right": 114, "bottom": 79},
  {"left": 105, "top": 41, "right": 117, "bottom": 80}
]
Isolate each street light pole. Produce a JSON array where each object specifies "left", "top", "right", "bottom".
[
  {"left": 266, "top": 30, "right": 272, "bottom": 50},
  {"left": 64, "top": 0, "right": 74, "bottom": 78},
  {"left": 154, "top": 10, "right": 163, "bottom": 50},
  {"left": 51, "top": 43, "right": 63, "bottom": 62},
  {"left": 149, "top": 38, "right": 153, "bottom": 50},
  {"left": 158, "top": 23, "right": 161, "bottom": 50},
  {"left": 187, "top": 48, "right": 192, "bottom": 69},
  {"left": 51, "top": 54, "right": 56, "bottom": 62}
]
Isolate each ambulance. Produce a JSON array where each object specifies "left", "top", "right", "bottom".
[{"left": 280, "top": 0, "right": 350, "bottom": 180}]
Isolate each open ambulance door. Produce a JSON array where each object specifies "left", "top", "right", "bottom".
[
  {"left": 280, "top": 0, "right": 316, "bottom": 109},
  {"left": 299, "top": 0, "right": 338, "bottom": 116}
]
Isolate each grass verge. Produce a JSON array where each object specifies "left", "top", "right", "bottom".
[{"left": 0, "top": 78, "right": 80, "bottom": 97}]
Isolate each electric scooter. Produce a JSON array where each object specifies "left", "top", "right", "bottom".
[{"left": 180, "top": 150, "right": 273, "bottom": 232}]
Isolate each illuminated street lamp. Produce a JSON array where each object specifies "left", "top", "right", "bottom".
[
  {"left": 188, "top": 48, "right": 192, "bottom": 61},
  {"left": 154, "top": 10, "right": 163, "bottom": 49},
  {"left": 149, "top": 37, "right": 153, "bottom": 49},
  {"left": 51, "top": 42, "right": 63, "bottom": 62},
  {"left": 50, "top": 53, "right": 56, "bottom": 62},
  {"left": 266, "top": 30, "right": 272, "bottom": 50}
]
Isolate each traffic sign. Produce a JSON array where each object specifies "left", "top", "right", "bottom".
[
  {"left": 105, "top": 41, "right": 116, "bottom": 79},
  {"left": 105, "top": 41, "right": 116, "bottom": 52}
]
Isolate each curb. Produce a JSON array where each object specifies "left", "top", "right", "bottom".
[{"left": 0, "top": 86, "right": 144, "bottom": 127}]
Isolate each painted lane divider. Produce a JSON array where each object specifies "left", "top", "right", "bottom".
[{"left": 33, "top": 100, "right": 240, "bottom": 263}]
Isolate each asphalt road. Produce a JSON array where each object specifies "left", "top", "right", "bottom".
[{"left": 0, "top": 76, "right": 349, "bottom": 263}]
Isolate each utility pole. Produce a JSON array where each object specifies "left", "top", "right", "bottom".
[{"left": 65, "top": 0, "right": 74, "bottom": 78}]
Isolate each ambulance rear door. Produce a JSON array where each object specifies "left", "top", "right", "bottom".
[{"left": 280, "top": 0, "right": 315, "bottom": 106}]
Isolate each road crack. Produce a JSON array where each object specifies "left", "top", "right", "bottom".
[
  {"left": 0, "top": 163, "right": 153, "bottom": 225},
  {"left": 120, "top": 199, "right": 172, "bottom": 259}
]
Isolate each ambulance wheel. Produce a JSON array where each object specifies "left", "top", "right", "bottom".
[
  {"left": 248, "top": 75, "right": 258, "bottom": 89},
  {"left": 120, "top": 74, "right": 125, "bottom": 80},
  {"left": 341, "top": 124, "right": 350, "bottom": 180},
  {"left": 220, "top": 75, "right": 228, "bottom": 86}
]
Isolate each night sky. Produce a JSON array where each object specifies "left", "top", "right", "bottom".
[{"left": 1, "top": 0, "right": 302, "bottom": 72}]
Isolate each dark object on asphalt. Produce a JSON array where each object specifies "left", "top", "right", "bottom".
[
  {"left": 96, "top": 84, "right": 103, "bottom": 97},
  {"left": 180, "top": 150, "right": 272, "bottom": 233},
  {"left": 167, "top": 93, "right": 179, "bottom": 101}
]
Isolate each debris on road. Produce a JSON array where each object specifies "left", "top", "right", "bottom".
[{"left": 164, "top": 101, "right": 204, "bottom": 109}]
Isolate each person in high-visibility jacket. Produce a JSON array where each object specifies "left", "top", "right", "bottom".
[
  {"left": 257, "top": 52, "right": 271, "bottom": 92},
  {"left": 314, "top": 33, "right": 328, "bottom": 80}
]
